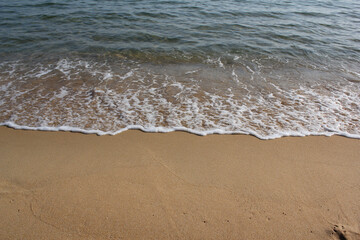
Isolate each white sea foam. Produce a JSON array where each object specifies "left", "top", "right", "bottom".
[
  {"left": 0, "top": 58, "right": 359, "bottom": 140},
  {"left": 55, "top": 87, "right": 68, "bottom": 98}
]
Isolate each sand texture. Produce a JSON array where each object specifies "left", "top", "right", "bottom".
[{"left": 0, "top": 126, "right": 359, "bottom": 240}]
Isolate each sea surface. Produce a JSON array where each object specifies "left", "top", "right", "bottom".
[{"left": 0, "top": 0, "right": 359, "bottom": 139}]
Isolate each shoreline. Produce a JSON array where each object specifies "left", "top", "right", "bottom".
[
  {"left": 1, "top": 122, "right": 360, "bottom": 140},
  {"left": 0, "top": 126, "right": 359, "bottom": 239}
]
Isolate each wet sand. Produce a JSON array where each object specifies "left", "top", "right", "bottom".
[{"left": 0, "top": 126, "right": 359, "bottom": 240}]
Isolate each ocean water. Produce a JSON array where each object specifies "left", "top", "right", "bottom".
[{"left": 0, "top": 0, "right": 359, "bottom": 139}]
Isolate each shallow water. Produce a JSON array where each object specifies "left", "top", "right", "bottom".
[{"left": 0, "top": 0, "right": 359, "bottom": 138}]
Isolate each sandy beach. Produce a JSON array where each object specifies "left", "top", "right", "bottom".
[{"left": 0, "top": 126, "right": 359, "bottom": 240}]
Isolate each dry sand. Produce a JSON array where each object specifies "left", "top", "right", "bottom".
[{"left": 0, "top": 126, "right": 359, "bottom": 240}]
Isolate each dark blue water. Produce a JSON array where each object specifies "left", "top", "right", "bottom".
[
  {"left": 0, "top": 0, "right": 359, "bottom": 138},
  {"left": 1, "top": 0, "right": 360, "bottom": 62}
]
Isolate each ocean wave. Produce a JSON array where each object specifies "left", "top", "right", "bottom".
[{"left": 0, "top": 57, "right": 359, "bottom": 140}]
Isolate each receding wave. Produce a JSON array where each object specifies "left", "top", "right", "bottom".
[{"left": 0, "top": 57, "right": 359, "bottom": 139}]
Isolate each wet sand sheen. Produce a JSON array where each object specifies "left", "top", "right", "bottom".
[{"left": 0, "top": 126, "right": 359, "bottom": 240}]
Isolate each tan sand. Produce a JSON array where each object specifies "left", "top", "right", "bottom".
[{"left": 0, "top": 126, "right": 359, "bottom": 240}]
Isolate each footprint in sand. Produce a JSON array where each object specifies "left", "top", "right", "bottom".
[{"left": 333, "top": 224, "right": 360, "bottom": 240}]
